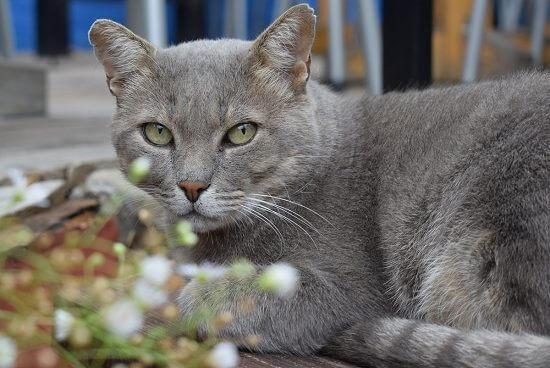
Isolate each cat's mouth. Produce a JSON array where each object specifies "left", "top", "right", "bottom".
[
  {"left": 164, "top": 190, "right": 247, "bottom": 232},
  {"left": 177, "top": 208, "right": 213, "bottom": 220},
  {"left": 176, "top": 209, "right": 225, "bottom": 233}
]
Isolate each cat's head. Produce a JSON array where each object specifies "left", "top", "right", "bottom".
[{"left": 89, "top": 5, "right": 321, "bottom": 233}]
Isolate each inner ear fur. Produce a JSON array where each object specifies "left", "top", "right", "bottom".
[{"left": 249, "top": 4, "right": 316, "bottom": 94}]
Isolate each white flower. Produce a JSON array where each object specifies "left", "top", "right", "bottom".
[
  {"left": 177, "top": 263, "right": 199, "bottom": 278},
  {"left": 133, "top": 278, "right": 168, "bottom": 308},
  {"left": 140, "top": 255, "right": 172, "bottom": 286},
  {"left": 54, "top": 309, "right": 75, "bottom": 341},
  {"left": 22, "top": 184, "right": 51, "bottom": 207},
  {"left": 6, "top": 168, "right": 48, "bottom": 205},
  {"left": 208, "top": 342, "right": 239, "bottom": 368},
  {"left": 177, "top": 262, "right": 227, "bottom": 281},
  {"left": 5, "top": 168, "right": 27, "bottom": 187},
  {"left": 0, "top": 334, "right": 16, "bottom": 368},
  {"left": 258, "top": 263, "right": 299, "bottom": 297},
  {"left": 128, "top": 157, "right": 151, "bottom": 183},
  {"left": 104, "top": 299, "right": 143, "bottom": 339},
  {"left": 175, "top": 221, "right": 198, "bottom": 247}
]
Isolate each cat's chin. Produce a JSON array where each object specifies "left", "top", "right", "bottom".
[{"left": 176, "top": 211, "right": 227, "bottom": 233}]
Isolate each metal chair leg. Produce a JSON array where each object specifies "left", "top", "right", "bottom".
[
  {"left": 127, "top": 0, "right": 167, "bottom": 47},
  {"left": 274, "top": 0, "right": 292, "bottom": 17},
  {"left": 498, "top": 0, "right": 522, "bottom": 32},
  {"left": 0, "top": 0, "right": 14, "bottom": 58},
  {"left": 328, "top": 0, "right": 346, "bottom": 88},
  {"left": 462, "top": 0, "right": 489, "bottom": 83},
  {"left": 230, "top": 0, "right": 248, "bottom": 39},
  {"left": 531, "top": 0, "right": 548, "bottom": 65},
  {"left": 357, "top": 0, "right": 382, "bottom": 95}
]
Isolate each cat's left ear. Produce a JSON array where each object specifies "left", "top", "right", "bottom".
[{"left": 249, "top": 4, "right": 316, "bottom": 94}]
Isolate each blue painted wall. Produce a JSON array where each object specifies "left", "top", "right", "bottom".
[
  {"left": 8, "top": 0, "right": 339, "bottom": 53},
  {"left": 8, "top": 0, "right": 36, "bottom": 51}
]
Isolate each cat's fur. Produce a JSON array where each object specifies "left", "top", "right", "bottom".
[{"left": 89, "top": 5, "right": 550, "bottom": 367}]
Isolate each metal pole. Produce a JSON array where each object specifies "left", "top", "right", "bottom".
[
  {"left": 358, "top": 0, "right": 382, "bottom": 95},
  {"left": 498, "top": 0, "right": 522, "bottom": 32},
  {"left": 0, "top": 0, "right": 14, "bottom": 58},
  {"left": 462, "top": 0, "right": 489, "bottom": 83},
  {"left": 531, "top": 0, "right": 548, "bottom": 65},
  {"left": 231, "top": 0, "right": 248, "bottom": 39},
  {"left": 328, "top": 0, "right": 346, "bottom": 88},
  {"left": 274, "top": 0, "right": 292, "bottom": 17},
  {"left": 127, "top": 0, "right": 167, "bottom": 47}
]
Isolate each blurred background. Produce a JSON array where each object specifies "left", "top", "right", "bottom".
[{"left": 0, "top": 0, "right": 548, "bottom": 173}]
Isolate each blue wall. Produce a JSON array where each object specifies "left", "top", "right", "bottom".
[
  {"left": 9, "top": 0, "right": 36, "bottom": 51},
  {"left": 9, "top": 0, "right": 323, "bottom": 53}
]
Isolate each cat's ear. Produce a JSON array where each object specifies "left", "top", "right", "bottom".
[
  {"left": 88, "top": 20, "right": 156, "bottom": 97},
  {"left": 249, "top": 4, "right": 316, "bottom": 94}
]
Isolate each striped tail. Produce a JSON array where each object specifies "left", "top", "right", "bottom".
[{"left": 323, "top": 317, "right": 550, "bottom": 368}]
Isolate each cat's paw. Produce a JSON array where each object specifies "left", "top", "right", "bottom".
[
  {"left": 178, "top": 278, "right": 259, "bottom": 344},
  {"left": 177, "top": 279, "right": 212, "bottom": 339}
]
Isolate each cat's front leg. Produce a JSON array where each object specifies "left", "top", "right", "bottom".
[{"left": 178, "top": 263, "right": 358, "bottom": 354}]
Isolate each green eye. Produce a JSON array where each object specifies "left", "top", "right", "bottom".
[
  {"left": 144, "top": 122, "right": 173, "bottom": 146},
  {"left": 226, "top": 122, "right": 257, "bottom": 145}
]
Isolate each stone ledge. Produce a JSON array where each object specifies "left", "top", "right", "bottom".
[{"left": 0, "top": 61, "right": 47, "bottom": 116}]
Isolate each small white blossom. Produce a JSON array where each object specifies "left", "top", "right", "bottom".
[
  {"left": 112, "top": 364, "right": 128, "bottom": 368},
  {"left": 140, "top": 255, "right": 172, "bottom": 286},
  {"left": 0, "top": 334, "right": 16, "bottom": 368},
  {"left": 177, "top": 263, "right": 199, "bottom": 278},
  {"left": 54, "top": 309, "right": 75, "bottom": 341},
  {"left": 133, "top": 278, "right": 168, "bottom": 308},
  {"left": 175, "top": 221, "right": 198, "bottom": 247},
  {"left": 5, "top": 168, "right": 27, "bottom": 187},
  {"left": 208, "top": 342, "right": 239, "bottom": 368},
  {"left": 177, "top": 262, "right": 227, "bottom": 281},
  {"left": 22, "top": 184, "right": 51, "bottom": 207},
  {"left": 128, "top": 157, "right": 151, "bottom": 183},
  {"left": 258, "top": 263, "right": 299, "bottom": 297},
  {"left": 104, "top": 299, "right": 143, "bottom": 339}
]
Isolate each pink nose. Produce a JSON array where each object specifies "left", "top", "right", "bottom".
[{"left": 178, "top": 181, "right": 209, "bottom": 203}]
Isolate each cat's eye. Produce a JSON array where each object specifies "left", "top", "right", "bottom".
[
  {"left": 226, "top": 122, "right": 257, "bottom": 146},
  {"left": 143, "top": 122, "right": 173, "bottom": 146}
]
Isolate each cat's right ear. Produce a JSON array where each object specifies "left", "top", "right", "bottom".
[{"left": 88, "top": 20, "right": 156, "bottom": 97}]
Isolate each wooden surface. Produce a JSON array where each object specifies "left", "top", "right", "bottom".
[{"left": 240, "top": 353, "right": 357, "bottom": 368}]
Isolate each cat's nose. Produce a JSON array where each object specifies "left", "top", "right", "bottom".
[{"left": 178, "top": 181, "right": 209, "bottom": 203}]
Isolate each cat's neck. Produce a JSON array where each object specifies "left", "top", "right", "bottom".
[{"left": 310, "top": 81, "right": 369, "bottom": 151}]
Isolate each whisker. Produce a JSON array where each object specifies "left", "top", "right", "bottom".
[
  {"left": 240, "top": 205, "right": 284, "bottom": 242},
  {"left": 247, "top": 202, "right": 318, "bottom": 250},
  {"left": 250, "top": 193, "right": 334, "bottom": 226},
  {"left": 247, "top": 197, "right": 322, "bottom": 236},
  {"left": 236, "top": 208, "right": 254, "bottom": 226}
]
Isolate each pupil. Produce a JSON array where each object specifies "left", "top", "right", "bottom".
[
  {"left": 239, "top": 126, "right": 246, "bottom": 135},
  {"left": 156, "top": 125, "right": 163, "bottom": 135}
]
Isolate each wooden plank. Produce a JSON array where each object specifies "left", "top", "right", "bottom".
[
  {"left": 433, "top": 0, "right": 474, "bottom": 81},
  {"left": 240, "top": 353, "right": 358, "bottom": 368}
]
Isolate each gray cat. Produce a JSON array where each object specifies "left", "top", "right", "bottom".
[{"left": 89, "top": 4, "right": 550, "bottom": 367}]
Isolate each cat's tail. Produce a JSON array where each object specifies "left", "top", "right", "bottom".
[{"left": 323, "top": 317, "right": 550, "bottom": 368}]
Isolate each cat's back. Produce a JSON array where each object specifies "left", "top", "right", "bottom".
[
  {"left": 364, "top": 71, "right": 549, "bottom": 165},
  {"left": 363, "top": 71, "right": 550, "bottom": 198}
]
